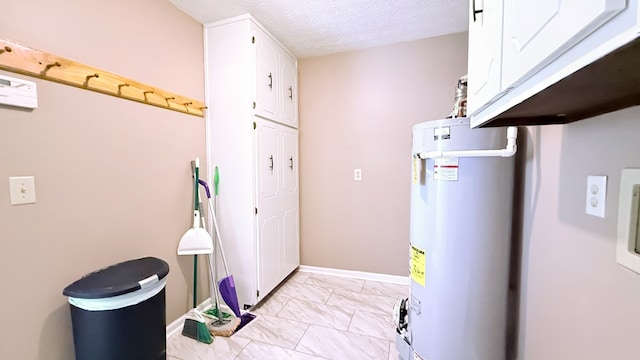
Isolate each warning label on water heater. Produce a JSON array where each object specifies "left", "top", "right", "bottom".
[
  {"left": 410, "top": 244, "right": 426, "bottom": 286},
  {"left": 434, "top": 157, "right": 458, "bottom": 181}
]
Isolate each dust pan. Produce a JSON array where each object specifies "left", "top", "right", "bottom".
[{"left": 178, "top": 157, "right": 213, "bottom": 255}]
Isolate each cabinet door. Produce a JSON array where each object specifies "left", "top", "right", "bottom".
[
  {"left": 256, "top": 121, "right": 281, "bottom": 298},
  {"left": 282, "top": 129, "right": 298, "bottom": 196},
  {"left": 501, "top": 0, "right": 624, "bottom": 89},
  {"left": 467, "top": 0, "right": 504, "bottom": 115},
  {"left": 255, "top": 29, "right": 279, "bottom": 121},
  {"left": 281, "top": 54, "right": 298, "bottom": 128},
  {"left": 282, "top": 206, "right": 299, "bottom": 275},
  {"left": 282, "top": 128, "right": 299, "bottom": 274}
]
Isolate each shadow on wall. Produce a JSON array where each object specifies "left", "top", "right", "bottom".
[
  {"left": 511, "top": 126, "right": 542, "bottom": 359},
  {"left": 558, "top": 107, "right": 640, "bottom": 239},
  {"left": 38, "top": 304, "right": 74, "bottom": 360}
]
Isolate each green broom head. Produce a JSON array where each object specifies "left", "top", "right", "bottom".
[{"left": 182, "top": 309, "right": 213, "bottom": 344}]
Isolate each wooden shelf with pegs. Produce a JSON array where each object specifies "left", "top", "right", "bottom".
[{"left": 0, "top": 39, "right": 206, "bottom": 117}]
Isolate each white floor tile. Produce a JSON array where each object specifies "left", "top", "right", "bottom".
[
  {"left": 236, "top": 340, "right": 328, "bottom": 360},
  {"left": 287, "top": 270, "right": 312, "bottom": 283},
  {"left": 326, "top": 289, "right": 397, "bottom": 315},
  {"left": 169, "top": 272, "right": 405, "bottom": 359},
  {"left": 362, "top": 280, "right": 409, "bottom": 299},
  {"left": 348, "top": 309, "right": 396, "bottom": 340},
  {"left": 305, "top": 273, "right": 365, "bottom": 292},
  {"left": 252, "top": 292, "right": 292, "bottom": 316},
  {"left": 167, "top": 329, "right": 250, "bottom": 360},
  {"left": 276, "top": 281, "right": 333, "bottom": 304},
  {"left": 234, "top": 313, "right": 309, "bottom": 349},
  {"left": 389, "top": 341, "right": 400, "bottom": 360},
  {"left": 296, "top": 325, "right": 390, "bottom": 360},
  {"left": 277, "top": 298, "right": 355, "bottom": 331}
]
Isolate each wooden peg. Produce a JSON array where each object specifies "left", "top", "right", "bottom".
[
  {"left": 165, "top": 96, "right": 175, "bottom": 101},
  {"left": 118, "top": 83, "right": 129, "bottom": 94},
  {"left": 0, "top": 46, "right": 12, "bottom": 55},
  {"left": 199, "top": 106, "right": 208, "bottom": 110},
  {"left": 84, "top": 73, "right": 99, "bottom": 86},
  {"left": 42, "top": 61, "right": 61, "bottom": 75}
]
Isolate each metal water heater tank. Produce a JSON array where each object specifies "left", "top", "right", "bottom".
[{"left": 396, "top": 117, "right": 516, "bottom": 360}]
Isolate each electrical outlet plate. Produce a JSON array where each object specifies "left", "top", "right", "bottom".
[
  {"left": 586, "top": 175, "right": 607, "bottom": 217},
  {"left": 9, "top": 176, "right": 36, "bottom": 205},
  {"left": 617, "top": 169, "right": 640, "bottom": 274},
  {"left": 354, "top": 168, "right": 362, "bottom": 181}
]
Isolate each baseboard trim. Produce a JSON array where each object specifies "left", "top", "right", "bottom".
[
  {"left": 166, "top": 298, "right": 233, "bottom": 338},
  {"left": 298, "top": 265, "right": 409, "bottom": 285}
]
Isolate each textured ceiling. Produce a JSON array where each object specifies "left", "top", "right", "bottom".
[{"left": 168, "top": 0, "right": 469, "bottom": 58}]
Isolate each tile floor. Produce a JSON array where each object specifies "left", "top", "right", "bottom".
[{"left": 167, "top": 270, "right": 409, "bottom": 359}]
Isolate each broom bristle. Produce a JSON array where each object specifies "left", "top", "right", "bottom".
[{"left": 182, "top": 318, "right": 214, "bottom": 344}]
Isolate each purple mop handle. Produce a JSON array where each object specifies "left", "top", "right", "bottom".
[{"left": 198, "top": 179, "right": 211, "bottom": 199}]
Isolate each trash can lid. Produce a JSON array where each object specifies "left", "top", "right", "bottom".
[{"left": 63, "top": 257, "right": 169, "bottom": 299}]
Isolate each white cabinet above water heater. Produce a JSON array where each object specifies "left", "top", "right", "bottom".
[{"left": 468, "top": 0, "right": 638, "bottom": 127}]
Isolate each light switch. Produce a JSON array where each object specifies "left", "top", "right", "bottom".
[
  {"left": 9, "top": 176, "right": 36, "bottom": 205},
  {"left": 586, "top": 175, "right": 607, "bottom": 217}
]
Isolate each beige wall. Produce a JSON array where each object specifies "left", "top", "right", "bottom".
[
  {"left": 518, "top": 108, "right": 640, "bottom": 359},
  {"left": 298, "top": 33, "right": 468, "bottom": 275},
  {"left": 0, "top": 1, "right": 205, "bottom": 359}
]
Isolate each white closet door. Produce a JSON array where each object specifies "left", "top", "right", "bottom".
[
  {"left": 282, "top": 207, "right": 299, "bottom": 274},
  {"left": 254, "top": 28, "right": 279, "bottom": 121},
  {"left": 282, "top": 129, "right": 298, "bottom": 195},
  {"left": 501, "top": 0, "right": 624, "bottom": 89},
  {"left": 281, "top": 128, "right": 299, "bottom": 274},
  {"left": 256, "top": 121, "right": 281, "bottom": 298},
  {"left": 281, "top": 54, "right": 297, "bottom": 128}
]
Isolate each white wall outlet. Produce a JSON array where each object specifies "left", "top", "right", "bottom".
[
  {"left": 354, "top": 168, "right": 362, "bottom": 181},
  {"left": 586, "top": 175, "right": 607, "bottom": 217},
  {"left": 9, "top": 176, "right": 36, "bottom": 205}
]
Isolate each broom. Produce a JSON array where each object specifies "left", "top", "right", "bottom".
[
  {"left": 182, "top": 309, "right": 213, "bottom": 344},
  {"left": 198, "top": 180, "right": 241, "bottom": 337},
  {"left": 180, "top": 160, "right": 213, "bottom": 344}
]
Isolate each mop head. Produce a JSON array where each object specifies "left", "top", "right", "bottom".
[
  {"left": 182, "top": 310, "right": 213, "bottom": 344},
  {"left": 206, "top": 316, "right": 241, "bottom": 337},
  {"left": 234, "top": 312, "right": 257, "bottom": 334}
]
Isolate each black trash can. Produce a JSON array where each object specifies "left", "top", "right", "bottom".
[{"left": 63, "top": 257, "right": 169, "bottom": 360}]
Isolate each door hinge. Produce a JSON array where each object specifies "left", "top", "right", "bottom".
[
  {"left": 251, "top": 36, "right": 255, "bottom": 44},
  {"left": 252, "top": 101, "right": 256, "bottom": 109},
  {"left": 255, "top": 207, "right": 258, "bottom": 215},
  {"left": 253, "top": 121, "right": 256, "bottom": 129}
]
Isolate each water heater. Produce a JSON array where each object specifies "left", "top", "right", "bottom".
[{"left": 395, "top": 117, "right": 516, "bottom": 360}]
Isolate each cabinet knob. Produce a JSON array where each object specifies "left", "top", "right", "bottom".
[
  {"left": 289, "top": 156, "right": 294, "bottom": 170},
  {"left": 472, "top": 0, "right": 483, "bottom": 22},
  {"left": 288, "top": 86, "right": 293, "bottom": 100},
  {"left": 268, "top": 73, "right": 273, "bottom": 90},
  {"left": 269, "top": 155, "right": 274, "bottom": 171}
]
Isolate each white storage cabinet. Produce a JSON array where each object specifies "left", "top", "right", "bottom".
[
  {"left": 468, "top": 0, "right": 632, "bottom": 126},
  {"left": 204, "top": 14, "right": 300, "bottom": 310},
  {"left": 467, "top": 0, "right": 504, "bottom": 115}
]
